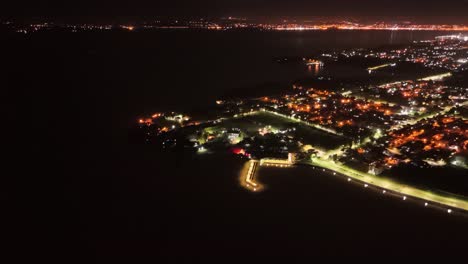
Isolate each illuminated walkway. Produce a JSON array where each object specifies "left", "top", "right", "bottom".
[
  {"left": 240, "top": 158, "right": 293, "bottom": 192},
  {"left": 368, "top": 63, "right": 394, "bottom": 71},
  {"left": 239, "top": 156, "right": 467, "bottom": 215},
  {"left": 418, "top": 72, "right": 452, "bottom": 81},
  {"left": 309, "top": 158, "right": 468, "bottom": 214},
  {"left": 240, "top": 160, "right": 261, "bottom": 192},
  {"left": 260, "top": 158, "right": 294, "bottom": 168}
]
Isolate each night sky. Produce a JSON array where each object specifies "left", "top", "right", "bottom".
[{"left": 3, "top": 0, "right": 468, "bottom": 23}]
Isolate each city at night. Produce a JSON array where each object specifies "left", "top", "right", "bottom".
[{"left": 4, "top": 0, "right": 468, "bottom": 261}]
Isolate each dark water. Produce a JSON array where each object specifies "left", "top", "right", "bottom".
[{"left": 5, "top": 30, "right": 468, "bottom": 260}]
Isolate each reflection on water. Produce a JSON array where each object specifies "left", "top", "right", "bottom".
[{"left": 307, "top": 63, "right": 322, "bottom": 76}]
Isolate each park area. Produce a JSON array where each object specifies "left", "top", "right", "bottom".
[{"left": 216, "top": 111, "right": 350, "bottom": 150}]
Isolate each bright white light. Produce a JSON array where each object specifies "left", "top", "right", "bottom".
[
  {"left": 198, "top": 146, "right": 206, "bottom": 153},
  {"left": 333, "top": 172, "right": 336, "bottom": 175},
  {"left": 403, "top": 196, "right": 407, "bottom": 200},
  {"left": 424, "top": 202, "right": 428, "bottom": 207},
  {"left": 447, "top": 209, "right": 452, "bottom": 214},
  {"left": 348, "top": 178, "right": 351, "bottom": 182},
  {"left": 382, "top": 190, "right": 386, "bottom": 194},
  {"left": 364, "top": 184, "right": 368, "bottom": 188}
]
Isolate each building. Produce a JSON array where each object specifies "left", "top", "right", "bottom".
[{"left": 368, "top": 161, "right": 385, "bottom": 175}]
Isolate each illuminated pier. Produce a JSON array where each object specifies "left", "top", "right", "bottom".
[
  {"left": 240, "top": 160, "right": 262, "bottom": 192},
  {"left": 241, "top": 155, "right": 296, "bottom": 192}
]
